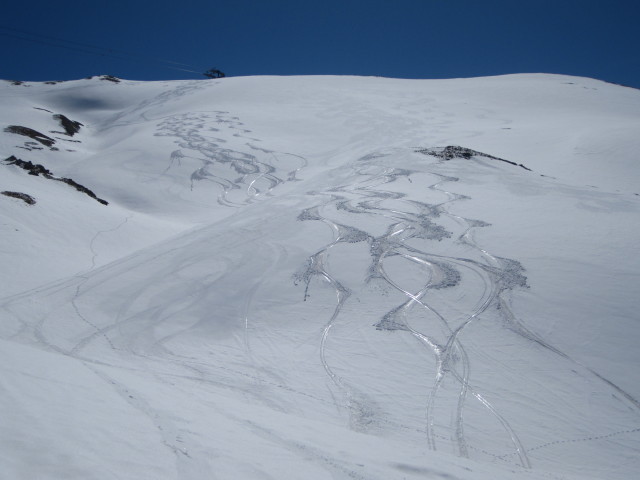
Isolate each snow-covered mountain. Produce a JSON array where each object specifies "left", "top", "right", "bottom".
[{"left": 1, "top": 74, "right": 639, "bottom": 480}]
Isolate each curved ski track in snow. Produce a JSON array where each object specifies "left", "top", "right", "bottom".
[
  {"left": 2, "top": 137, "right": 639, "bottom": 477},
  {"left": 155, "top": 111, "right": 306, "bottom": 206},
  {"left": 295, "top": 147, "right": 640, "bottom": 469},
  {"left": 295, "top": 149, "right": 530, "bottom": 466}
]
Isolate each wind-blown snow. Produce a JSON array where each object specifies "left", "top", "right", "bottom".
[{"left": 1, "top": 74, "right": 639, "bottom": 480}]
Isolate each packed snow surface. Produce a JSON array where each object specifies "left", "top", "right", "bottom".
[{"left": 1, "top": 74, "right": 639, "bottom": 479}]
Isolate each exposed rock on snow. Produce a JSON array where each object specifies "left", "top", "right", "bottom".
[
  {"left": 84, "top": 74, "right": 121, "bottom": 83},
  {"left": 4, "top": 125, "right": 56, "bottom": 148},
  {"left": 3, "top": 155, "right": 108, "bottom": 205},
  {"left": 1, "top": 191, "right": 35, "bottom": 205},
  {"left": 52, "top": 114, "right": 83, "bottom": 136},
  {"left": 4, "top": 155, "right": 52, "bottom": 176},
  {"left": 418, "top": 145, "right": 532, "bottom": 171}
]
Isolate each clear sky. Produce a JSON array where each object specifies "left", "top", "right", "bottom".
[{"left": 2, "top": 0, "right": 639, "bottom": 87}]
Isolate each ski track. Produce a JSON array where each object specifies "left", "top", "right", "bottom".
[
  {"left": 154, "top": 111, "right": 306, "bottom": 206},
  {"left": 0, "top": 105, "right": 317, "bottom": 478},
  {"left": 3, "top": 114, "right": 640, "bottom": 475},
  {"left": 295, "top": 148, "right": 640, "bottom": 469},
  {"left": 296, "top": 149, "right": 531, "bottom": 466}
]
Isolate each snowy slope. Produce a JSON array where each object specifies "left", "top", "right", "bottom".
[{"left": 1, "top": 74, "right": 639, "bottom": 480}]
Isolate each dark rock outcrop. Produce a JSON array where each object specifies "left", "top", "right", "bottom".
[
  {"left": 3, "top": 155, "right": 108, "bottom": 205},
  {"left": 85, "top": 75, "right": 121, "bottom": 83},
  {"left": 57, "top": 177, "right": 108, "bottom": 205},
  {"left": 418, "top": 146, "right": 532, "bottom": 171},
  {"left": 4, "top": 156, "right": 52, "bottom": 176},
  {"left": 4, "top": 126, "right": 56, "bottom": 147},
  {"left": 1, "top": 191, "right": 36, "bottom": 205},
  {"left": 53, "top": 114, "right": 83, "bottom": 136}
]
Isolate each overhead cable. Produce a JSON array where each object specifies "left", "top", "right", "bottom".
[{"left": 0, "top": 25, "right": 203, "bottom": 75}]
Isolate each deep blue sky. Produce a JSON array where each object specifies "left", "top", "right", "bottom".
[{"left": 2, "top": 0, "right": 639, "bottom": 87}]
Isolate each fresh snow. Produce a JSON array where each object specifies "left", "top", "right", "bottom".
[{"left": 1, "top": 74, "right": 639, "bottom": 480}]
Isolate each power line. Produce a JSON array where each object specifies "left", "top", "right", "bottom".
[
  {"left": 0, "top": 25, "right": 204, "bottom": 75},
  {"left": 0, "top": 24, "right": 201, "bottom": 70}
]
